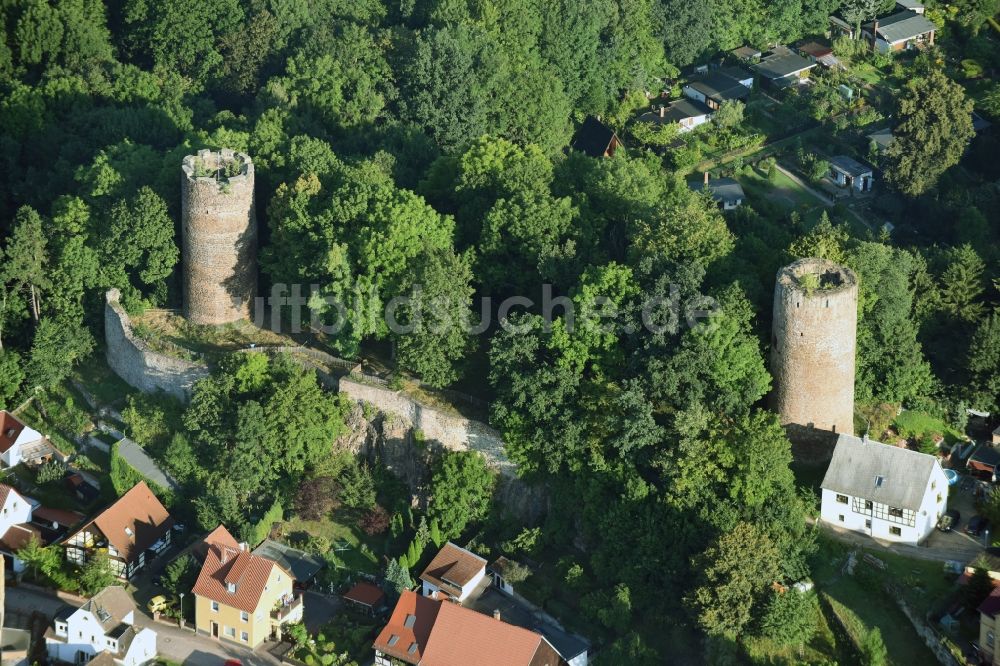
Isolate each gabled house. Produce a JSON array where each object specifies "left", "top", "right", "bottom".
[
  {"left": 638, "top": 98, "right": 714, "bottom": 133},
  {"left": 980, "top": 586, "right": 1000, "bottom": 665},
  {"left": 373, "top": 590, "right": 567, "bottom": 666},
  {"left": 571, "top": 117, "right": 621, "bottom": 158},
  {"left": 0, "top": 411, "right": 66, "bottom": 468},
  {"left": 691, "top": 174, "right": 745, "bottom": 210},
  {"left": 45, "top": 585, "right": 157, "bottom": 666},
  {"left": 797, "top": 41, "right": 841, "bottom": 69},
  {"left": 419, "top": 542, "right": 488, "bottom": 603},
  {"left": 820, "top": 434, "right": 948, "bottom": 544},
  {"left": 682, "top": 70, "right": 751, "bottom": 110},
  {"left": 192, "top": 524, "right": 300, "bottom": 648},
  {"left": 828, "top": 155, "right": 874, "bottom": 192},
  {"left": 64, "top": 481, "right": 174, "bottom": 579},
  {"left": 0, "top": 484, "right": 81, "bottom": 574},
  {"left": 754, "top": 47, "right": 816, "bottom": 88}
]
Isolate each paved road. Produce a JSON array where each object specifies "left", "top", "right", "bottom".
[{"left": 5, "top": 585, "right": 281, "bottom": 666}]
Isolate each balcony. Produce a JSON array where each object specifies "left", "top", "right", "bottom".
[{"left": 271, "top": 595, "right": 302, "bottom": 622}]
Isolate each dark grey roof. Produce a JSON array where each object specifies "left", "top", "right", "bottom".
[
  {"left": 755, "top": 51, "right": 815, "bottom": 79},
  {"left": 868, "top": 127, "right": 894, "bottom": 149},
  {"left": 821, "top": 434, "right": 938, "bottom": 510},
  {"left": 718, "top": 66, "right": 754, "bottom": 83},
  {"left": 869, "top": 10, "right": 936, "bottom": 43},
  {"left": 115, "top": 438, "right": 180, "bottom": 491},
  {"left": 687, "top": 72, "right": 750, "bottom": 102},
  {"left": 732, "top": 46, "right": 761, "bottom": 59},
  {"left": 535, "top": 623, "right": 589, "bottom": 661},
  {"left": 572, "top": 116, "right": 618, "bottom": 158},
  {"left": 829, "top": 155, "right": 872, "bottom": 177},
  {"left": 252, "top": 539, "right": 325, "bottom": 582},
  {"left": 692, "top": 177, "right": 745, "bottom": 203},
  {"left": 895, "top": 0, "right": 924, "bottom": 9},
  {"left": 973, "top": 112, "right": 992, "bottom": 132},
  {"left": 640, "top": 98, "right": 713, "bottom": 125},
  {"left": 970, "top": 444, "right": 1000, "bottom": 469}
]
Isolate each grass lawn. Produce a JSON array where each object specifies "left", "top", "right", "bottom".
[
  {"left": 281, "top": 511, "right": 384, "bottom": 576},
  {"left": 72, "top": 355, "right": 136, "bottom": 408},
  {"left": 739, "top": 166, "right": 826, "bottom": 212},
  {"left": 892, "top": 410, "right": 966, "bottom": 448},
  {"left": 808, "top": 535, "right": 956, "bottom": 665}
]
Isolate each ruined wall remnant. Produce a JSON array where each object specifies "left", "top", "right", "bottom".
[
  {"left": 181, "top": 149, "right": 257, "bottom": 325},
  {"left": 104, "top": 289, "right": 209, "bottom": 401},
  {"left": 770, "top": 257, "right": 858, "bottom": 438}
]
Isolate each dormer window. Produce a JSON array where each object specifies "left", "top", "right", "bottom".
[
  {"left": 874, "top": 475, "right": 885, "bottom": 488},
  {"left": 124, "top": 527, "right": 133, "bottom": 537},
  {"left": 226, "top": 582, "right": 237, "bottom": 594}
]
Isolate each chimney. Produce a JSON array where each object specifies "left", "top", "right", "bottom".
[
  {"left": 239, "top": 542, "right": 247, "bottom": 552},
  {"left": 704, "top": 172, "right": 710, "bottom": 185},
  {"left": 493, "top": 609, "right": 501, "bottom": 621},
  {"left": 430, "top": 590, "right": 439, "bottom": 600},
  {"left": 659, "top": 106, "right": 665, "bottom": 118}
]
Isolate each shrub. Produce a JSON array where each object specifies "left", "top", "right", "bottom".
[
  {"left": 36, "top": 460, "right": 66, "bottom": 484},
  {"left": 359, "top": 505, "right": 390, "bottom": 535},
  {"left": 295, "top": 477, "right": 338, "bottom": 520}
]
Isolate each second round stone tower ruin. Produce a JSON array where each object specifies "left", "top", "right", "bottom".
[
  {"left": 181, "top": 148, "right": 257, "bottom": 325},
  {"left": 770, "top": 257, "right": 858, "bottom": 438}
]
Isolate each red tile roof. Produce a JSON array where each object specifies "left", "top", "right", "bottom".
[
  {"left": 32, "top": 506, "right": 84, "bottom": 528},
  {"left": 980, "top": 587, "right": 1000, "bottom": 617},
  {"left": 68, "top": 481, "right": 174, "bottom": 564},
  {"left": 193, "top": 524, "right": 240, "bottom": 563},
  {"left": 0, "top": 483, "right": 16, "bottom": 507},
  {"left": 192, "top": 537, "right": 292, "bottom": 614},
  {"left": 372, "top": 590, "right": 440, "bottom": 664},
  {"left": 419, "top": 543, "right": 486, "bottom": 596},
  {"left": 343, "top": 582, "right": 385, "bottom": 608},
  {"left": 374, "top": 591, "right": 564, "bottom": 666},
  {"left": 0, "top": 523, "right": 40, "bottom": 551},
  {"left": 0, "top": 411, "right": 28, "bottom": 454}
]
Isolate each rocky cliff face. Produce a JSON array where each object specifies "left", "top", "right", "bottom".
[{"left": 334, "top": 402, "right": 548, "bottom": 523}]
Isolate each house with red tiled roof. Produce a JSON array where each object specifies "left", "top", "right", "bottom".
[
  {"left": 980, "top": 586, "right": 1000, "bottom": 664},
  {"left": 419, "top": 542, "right": 487, "bottom": 603},
  {"left": 64, "top": 481, "right": 174, "bottom": 579},
  {"left": 192, "top": 524, "right": 300, "bottom": 648},
  {"left": 373, "top": 590, "right": 566, "bottom": 666},
  {"left": 0, "top": 483, "right": 82, "bottom": 574},
  {"left": 0, "top": 410, "right": 66, "bottom": 468}
]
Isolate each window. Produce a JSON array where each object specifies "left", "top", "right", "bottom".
[
  {"left": 988, "top": 631, "right": 995, "bottom": 648},
  {"left": 889, "top": 526, "right": 902, "bottom": 536},
  {"left": 888, "top": 507, "right": 903, "bottom": 518},
  {"left": 225, "top": 626, "right": 236, "bottom": 638},
  {"left": 836, "top": 494, "right": 848, "bottom": 504},
  {"left": 937, "top": 494, "right": 942, "bottom": 504},
  {"left": 931, "top": 481, "right": 936, "bottom": 490},
  {"left": 838, "top": 515, "right": 845, "bottom": 522},
  {"left": 211, "top": 601, "right": 219, "bottom": 612},
  {"left": 865, "top": 500, "right": 873, "bottom": 511},
  {"left": 256, "top": 612, "right": 262, "bottom": 621},
  {"left": 241, "top": 631, "right": 249, "bottom": 642},
  {"left": 875, "top": 475, "right": 885, "bottom": 488},
  {"left": 240, "top": 611, "right": 249, "bottom": 623},
  {"left": 865, "top": 520, "right": 871, "bottom": 528}
]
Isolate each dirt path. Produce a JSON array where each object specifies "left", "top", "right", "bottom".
[
  {"left": 816, "top": 520, "right": 984, "bottom": 564},
  {"left": 774, "top": 163, "right": 835, "bottom": 206}
]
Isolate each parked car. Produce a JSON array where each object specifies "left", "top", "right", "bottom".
[
  {"left": 938, "top": 509, "right": 961, "bottom": 531},
  {"left": 966, "top": 514, "right": 990, "bottom": 537}
]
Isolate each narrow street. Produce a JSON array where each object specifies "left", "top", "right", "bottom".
[{"left": 4, "top": 584, "right": 282, "bottom": 666}]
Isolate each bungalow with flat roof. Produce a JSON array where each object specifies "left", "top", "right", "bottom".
[
  {"left": 828, "top": 156, "right": 874, "bottom": 192},
  {"left": 863, "top": 10, "right": 936, "bottom": 52},
  {"left": 682, "top": 71, "right": 751, "bottom": 110},
  {"left": 754, "top": 47, "right": 816, "bottom": 88},
  {"left": 638, "top": 98, "right": 714, "bottom": 133},
  {"left": 731, "top": 46, "right": 761, "bottom": 62}
]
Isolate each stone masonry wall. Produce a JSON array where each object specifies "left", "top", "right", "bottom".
[
  {"left": 104, "top": 289, "right": 209, "bottom": 401},
  {"left": 770, "top": 257, "right": 858, "bottom": 437},
  {"left": 181, "top": 149, "right": 257, "bottom": 325}
]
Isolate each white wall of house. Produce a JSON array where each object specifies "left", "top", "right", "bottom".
[
  {"left": 681, "top": 85, "right": 707, "bottom": 105},
  {"left": 821, "top": 464, "right": 947, "bottom": 544},
  {"left": 0, "top": 488, "right": 32, "bottom": 533},
  {"left": 679, "top": 115, "right": 711, "bottom": 132},
  {"left": 422, "top": 566, "right": 487, "bottom": 602},
  {"left": 120, "top": 627, "right": 157, "bottom": 666},
  {"left": 1, "top": 424, "right": 42, "bottom": 467}
]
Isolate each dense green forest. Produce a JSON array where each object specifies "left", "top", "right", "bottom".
[{"left": 2, "top": 0, "right": 1000, "bottom": 661}]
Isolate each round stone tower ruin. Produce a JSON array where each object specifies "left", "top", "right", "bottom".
[
  {"left": 181, "top": 148, "right": 257, "bottom": 325},
  {"left": 770, "top": 257, "right": 858, "bottom": 438}
]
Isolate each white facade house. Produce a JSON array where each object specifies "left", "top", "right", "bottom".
[
  {"left": 419, "top": 542, "right": 488, "bottom": 603},
  {"left": 46, "top": 586, "right": 157, "bottom": 666},
  {"left": 0, "top": 484, "right": 37, "bottom": 573},
  {"left": 821, "top": 434, "right": 948, "bottom": 544},
  {"left": 0, "top": 412, "right": 43, "bottom": 468}
]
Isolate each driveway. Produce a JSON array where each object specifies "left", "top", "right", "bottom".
[
  {"left": 5, "top": 584, "right": 281, "bottom": 666},
  {"left": 818, "top": 520, "right": 984, "bottom": 564}
]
